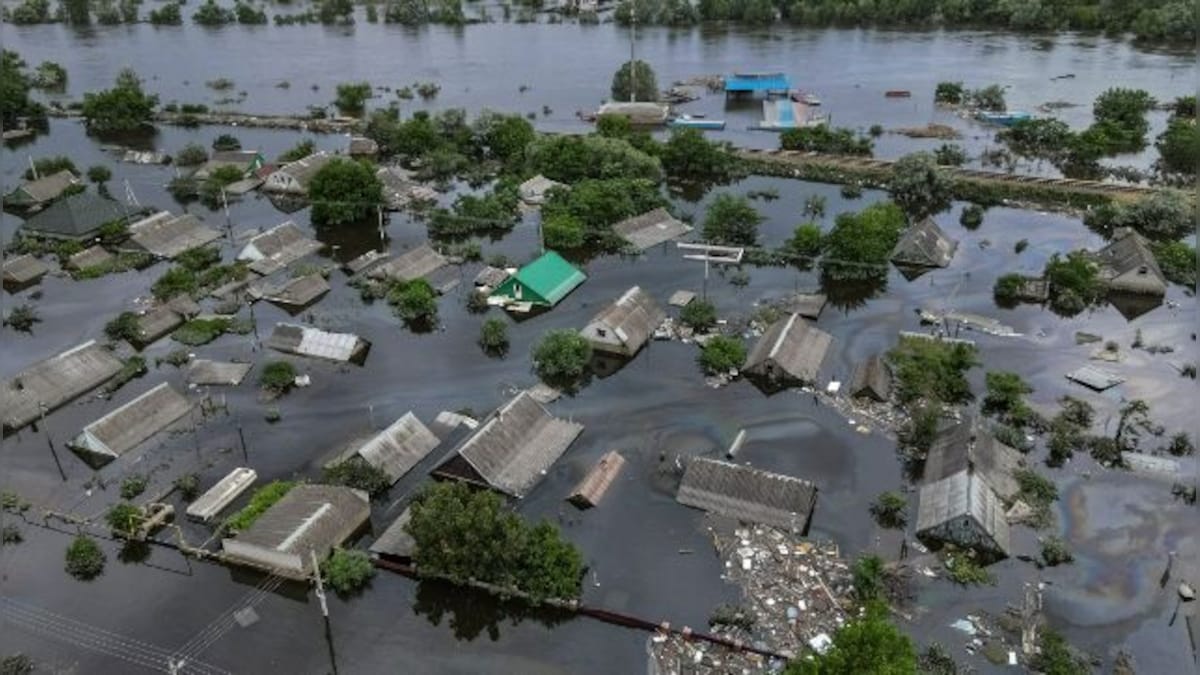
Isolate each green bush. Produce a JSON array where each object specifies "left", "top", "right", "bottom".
[
  {"left": 783, "top": 222, "right": 823, "bottom": 260},
  {"left": 822, "top": 201, "right": 907, "bottom": 278},
  {"left": 105, "top": 502, "right": 144, "bottom": 537},
  {"left": 1044, "top": 252, "right": 1101, "bottom": 315},
  {"left": 81, "top": 69, "right": 158, "bottom": 133},
  {"left": 887, "top": 336, "right": 979, "bottom": 406},
  {"left": 86, "top": 165, "right": 112, "bottom": 184},
  {"left": 174, "top": 473, "right": 201, "bottom": 501},
  {"left": 224, "top": 481, "right": 295, "bottom": 533},
  {"left": 176, "top": 246, "right": 221, "bottom": 272},
  {"left": 3, "top": 304, "right": 41, "bottom": 333},
  {"left": 697, "top": 336, "right": 745, "bottom": 375},
  {"left": 609, "top": 59, "right": 658, "bottom": 102},
  {"left": 851, "top": 554, "right": 885, "bottom": 602},
  {"left": 890, "top": 152, "right": 953, "bottom": 219},
  {"left": 309, "top": 158, "right": 384, "bottom": 226},
  {"left": 322, "top": 548, "right": 375, "bottom": 595},
  {"left": 479, "top": 318, "right": 509, "bottom": 356},
  {"left": 679, "top": 299, "right": 717, "bottom": 331},
  {"left": 993, "top": 273, "right": 1026, "bottom": 305},
  {"left": 934, "top": 81, "right": 965, "bottom": 105},
  {"left": 260, "top": 360, "right": 297, "bottom": 393},
  {"left": 943, "top": 550, "right": 994, "bottom": 586},
  {"left": 933, "top": 143, "right": 967, "bottom": 166},
  {"left": 334, "top": 81, "right": 372, "bottom": 115},
  {"left": 211, "top": 133, "right": 241, "bottom": 151},
  {"left": 387, "top": 279, "right": 438, "bottom": 326},
  {"left": 172, "top": 318, "right": 233, "bottom": 346},
  {"left": 982, "top": 371, "right": 1034, "bottom": 426},
  {"left": 24, "top": 156, "right": 77, "bottom": 180},
  {"left": 869, "top": 491, "right": 907, "bottom": 529},
  {"left": 278, "top": 139, "right": 316, "bottom": 163},
  {"left": 65, "top": 535, "right": 106, "bottom": 580},
  {"left": 120, "top": 474, "right": 148, "bottom": 499},
  {"left": 702, "top": 194, "right": 763, "bottom": 246},
  {"left": 782, "top": 601, "right": 915, "bottom": 674},
  {"left": 1029, "top": 629, "right": 1090, "bottom": 675},
  {"left": 175, "top": 143, "right": 208, "bottom": 166},
  {"left": 780, "top": 125, "right": 872, "bottom": 155},
  {"left": 1040, "top": 536, "right": 1073, "bottom": 566},
  {"left": 532, "top": 330, "right": 592, "bottom": 385},
  {"left": 660, "top": 128, "right": 735, "bottom": 182},
  {"left": 151, "top": 267, "right": 199, "bottom": 300},
  {"left": 959, "top": 204, "right": 984, "bottom": 229}
]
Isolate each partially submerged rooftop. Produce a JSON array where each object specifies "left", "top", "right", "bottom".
[
  {"left": 2, "top": 341, "right": 124, "bottom": 433},
  {"left": 70, "top": 382, "right": 193, "bottom": 459},
  {"left": 127, "top": 211, "right": 222, "bottom": 259},
  {"left": 847, "top": 355, "right": 892, "bottom": 402},
  {"left": 743, "top": 314, "right": 833, "bottom": 386},
  {"left": 20, "top": 192, "right": 129, "bottom": 240},
  {"left": 6, "top": 169, "right": 80, "bottom": 208},
  {"left": 916, "top": 470, "right": 1010, "bottom": 561},
  {"left": 922, "top": 419, "right": 1024, "bottom": 500},
  {"left": 370, "top": 507, "right": 416, "bottom": 561},
  {"left": 187, "top": 359, "right": 253, "bottom": 386},
  {"left": 612, "top": 208, "right": 692, "bottom": 251},
  {"left": 237, "top": 222, "right": 323, "bottom": 275},
  {"left": 367, "top": 244, "right": 448, "bottom": 284},
  {"left": 568, "top": 450, "right": 626, "bottom": 508},
  {"left": 581, "top": 285, "right": 664, "bottom": 357},
  {"left": 327, "top": 412, "right": 441, "bottom": 484},
  {"left": 891, "top": 217, "right": 958, "bottom": 268},
  {"left": 267, "top": 323, "right": 370, "bottom": 364},
  {"left": 67, "top": 245, "right": 113, "bottom": 271},
  {"left": 431, "top": 390, "right": 584, "bottom": 497},
  {"left": 492, "top": 251, "right": 586, "bottom": 308},
  {"left": 2, "top": 254, "right": 49, "bottom": 287},
  {"left": 1066, "top": 364, "right": 1124, "bottom": 391},
  {"left": 676, "top": 458, "right": 819, "bottom": 533},
  {"left": 261, "top": 273, "right": 330, "bottom": 310}
]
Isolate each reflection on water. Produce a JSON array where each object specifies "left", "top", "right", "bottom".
[{"left": 412, "top": 577, "right": 574, "bottom": 642}]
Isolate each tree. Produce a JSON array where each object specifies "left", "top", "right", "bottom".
[
  {"left": 387, "top": 279, "right": 438, "bottom": 326},
  {"left": 852, "top": 555, "right": 885, "bottom": 602},
  {"left": 784, "top": 601, "right": 917, "bottom": 675},
  {"left": 1086, "top": 192, "right": 1193, "bottom": 242},
  {"left": 278, "top": 139, "right": 315, "bottom": 163},
  {"left": 822, "top": 201, "right": 907, "bottom": 275},
  {"left": 175, "top": 143, "right": 207, "bottom": 166},
  {"left": 323, "top": 458, "right": 391, "bottom": 496},
  {"left": 104, "top": 312, "right": 141, "bottom": 343},
  {"left": 260, "top": 360, "right": 297, "bottom": 393},
  {"left": 1156, "top": 117, "right": 1200, "bottom": 177},
  {"left": 32, "top": 61, "right": 67, "bottom": 90},
  {"left": 86, "top": 165, "right": 112, "bottom": 185},
  {"left": 479, "top": 317, "right": 509, "bottom": 356},
  {"left": 889, "top": 152, "right": 952, "bottom": 219},
  {"left": 660, "top": 128, "right": 734, "bottom": 182},
  {"left": 934, "top": 81, "right": 964, "bottom": 105},
  {"left": 932, "top": 143, "right": 966, "bottom": 166},
  {"left": 780, "top": 126, "right": 873, "bottom": 156},
  {"left": 334, "top": 81, "right": 372, "bottom": 115},
  {"left": 887, "top": 336, "right": 979, "bottom": 406},
  {"left": 959, "top": 204, "right": 984, "bottom": 229},
  {"left": 3, "top": 304, "right": 41, "bottom": 333},
  {"left": 533, "top": 330, "right": 592, "bottom": 386},
  {"left": 65, "top": 535, "right": 106, "bottom": 580},
  {"left": 318, "top": 0, "right": 354, "bottom": 23},
  {"left": 525, "top": 134, "right": 662, "bottom": 184},
  {"left": 309, "top": 158, "right": 384, "bottom": 226},
  {"left": 702, "top": 194, "right": 762, "bottom": 246},
  {"left": 784, "top": 222, "right": 823, "bottom": 260},
  {"left": 1092, "top": 88, "right": 1155, "bottom": 150},
  {"left": 105, "top": 502, "right": 144, "bottom": 537},
  {"left": 478, "top": 112, "right": 535, "bottom": 166},
  {"left": 698, "top": 336, "right": 745, "bottom": 375},
  {"left": 982, "top": 371, "right": 1034, "bottom": 426},
  {"left": 322, "top": 548, "right": 375, "bottom": 595},
  {"left": 148, "top": 2, "right": 182, "bottom": 24},
  {"left": 1044, "top": 251, "right": 1101, "bottom": 315},
  {"left": 610, "top": 59, "right": 658, "bottom": 103},
  {"left": 543, "top": 213, "right": 587, "bottom": 250},
  {"left": 1028, "top": 628, "right": 1089, "bottom": 675},
  {"left": 61, "top": 0, "right": 90, "bottom": 24},
  {"left": 540, "top": 178, "right": 666, "bottom": 248},
  {"left": 679, "top": 299, "right": 717, "bottom": 331},
  {"left": 1, "top": 51, "right": 47, "bottom": 129},
  {"left": 869, "top": 492, "right": 907, "bottom": 529},
  {"left": 80, "top": 68, "right": 159, "bottom": 133},
  {"left": 192, "top": 0, "right": 234, "bottom": 24},
  {"left": 970, "top": 84, "right": 1006, "bottom": 111},
  {"left": 211, "top": 134, "right": 241, "bottom": 151},
  {"left": 234, "top": 2, "right": 267, "bottom": 23}
]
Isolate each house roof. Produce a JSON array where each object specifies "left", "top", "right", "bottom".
[
  {"left": 222, "top": 484, "right": 370, "bottom": 575},
  {"left": 584, "top": 286, "right": 664, "bottom": 353},
  {"left": 612, "top": 208, "right": 692, "bottom": 251},
  {"left": 134, "top": 305, "right": 184, "bottom": 345},
  {"left": 1066, "top": 365, "right": 1125, "bottom": 391},
  {"left": 496, "top": 251, "right": 586, "bottom": 306},
  {"left": 2, "top": 341, "right": 124, "bottom": 433},
  {"left": 9, "top": 170, "right": 79, "bottom": 205},
  {"left": 128, "top": 211, "right": 222, "bottom": 259},
  {"left": 272, "top": 152, "right": 334, "bottom": 188},
  {"left": 187, "top": 359, "right": 253, "bottom": 386},
  {"left": 376, "top": 167, "right": 436, "bottom": 210},
  {"left": 67, "top": 245, "right": 114, "bottom": 271},
  {"left": 329, "top": 412, "right": 441, "bottom": 484},
  {"left": 916, "top": 470, "right": 1010, "bottom": 556},
  {"left": 370, "top": 507, "right": 416, "bottom": 560},
  {"left": 21, "top": 192, "right": 127, "bottom": 238},
  {"left": 368, "top": 244, "right": 447, "bottom": 283},
  {"left": 1094, "top": 228, "right": 1164, "bottom": 282},
  {"left": 782, "top": 292, "right": 827, "bottom": 320},
  {"left": 848, "top": 355, "right": 891, "bottom": 401},
  {"left": 432, "top": 390, "right": 584, "bottom": 497},
  {"left": 725, "top": 72, "right": 792, "bottom": 92},
  {"left": 676, "top": 457, "right": 818, "bottom": 531},
  {"left": 262, "top": 273, "right": 330, "bottom": 309},
  {"left": 744, "top": 314, "right": 833, "bottom": 384},
  {"left": 186, "top": 467, "right": 257, "bottom": 522},
  {"left": 2, "top": 254, "right": 49, "bottom": 284},
  {"left": 922, "top": 419, "right": 1023, "bottom": 500},
  {"left": 267, "top": 323, "right": 369, "bottom": 363},
  {"left": 193, "top": 151, "right": 263, "bottom": 180},
  {"left": 70, "top": 382, "right": 193, "bottom": 458},
  {"left": 568, "top": 450, "right": 626, "bottom": 508},
  {"left": 474, "top": 265, "right": 510, "bottom": 289},
  {"left": 891, "top": 217, "right": 958, "bottom": 268},
  {"left": 237, "top": 221, "right": 322, "bottom": 274}
]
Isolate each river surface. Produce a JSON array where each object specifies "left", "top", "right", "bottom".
[{"left": 1, "top": 22, "right": 1198, "bottom": 675}]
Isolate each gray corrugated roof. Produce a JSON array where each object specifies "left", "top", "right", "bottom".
[
  {"left": 1066, "top": 365, "right": 1124, "bottom": 391},
  {"left": 583, "top": 286, "right": 664, "bottom": 355},
  {"left": 71, "top": 383, "right": 193, "bottom": 457},
  {"left": 743, "top": 314, "right": 833, "bottom": 384},
  {"left": 67, "top": 245, "right": 113, "bottom": 271},
  {"left": 270, "top": 152, "right": 334, "bottom": 189},
  {"left": 237, "top": 222, "right": 322, "bottom": 274},
  {"left": 330, "top": 412, "right": 440, "bottom": 484},
  {"left": 2, "top": 254, "right": 49, "bottom": 284},
  {"left": 2, "top": 341, "right": 124, "bottom": 432},
  {"left": 916, "top": 470, "right": 1010, "bottom": 556},
  {"left": 922, "top": 419, "right": 1023, "bottom": 500},
  {"left": 848, "top": 355, "right": 891, "bottom": 401},
  {"left": 368, "top": 244, "right": 447, "bottom": 283},
  {"left": 1094, "top": 229, "right": 1165, "bottom": 283},
  {"left": 612, "top": 208, "right": 692, "bottom": 251},
  {"left": 782, "top": 292, "right": 827, "bottom": 320},
  {"left": 891, "top": 217, "right": 958, "bottom": 268},
  {"left": 568, "top": 450, "right": 626, "bottom": 508},
  {"left": 11, "top": 170, "right": 79, "bottom": 205},
  {"left": 432, "top": 390, "right": 583, "bottom": 497},
  {"left": 369, "top": 507, "right": 415, "bottom": 559},
  {"left": 22, "top": 193, "right": 127, "bottom": 238},
  {"left": 263, "top": 274, "right": 330, "bottom": 308},
  {"left": 135, "top": 306, "right": 184, "bottom": 345},
  {"left": 128, "top": 211, "right": 222, "bottom": 259},
  {"left": 187, "top": 360, "right": 254, "bottom": 386},
  {"left": 676, "top": 457, "right": 818, "bottom": 531}
]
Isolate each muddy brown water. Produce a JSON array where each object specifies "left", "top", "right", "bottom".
[{"left": 2, "top": 24, "right": 1198, "bottom": 675}]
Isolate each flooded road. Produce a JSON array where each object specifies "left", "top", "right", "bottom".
[{"left": 2, "top": 22, "right": 1198, "bottom": 675}]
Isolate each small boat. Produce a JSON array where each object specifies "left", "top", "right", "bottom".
[
  {"left": 790, "top": 90, "right": 822, "bottom": 106},
  {"left": 669, "top": 115, "right": 726, "bottom": 130},
  {"left": 885, "top": 90, "right": 912, "bottom": 98},
  {"left": 976, "top": 110, "right": 1031, "bottom": 127}
]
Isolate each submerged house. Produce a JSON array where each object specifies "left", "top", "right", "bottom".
[
  {"left": 916, "top": 470, "right": 1010, "bottom": 561},
  {"left": 5, "top": 170, "right": 80, "bottom": 211},
  {"left": 724, "top": 72, "right": 792, "bottom": 97},
  {"left": 580, "top": 286, "right": 664, "bottom": 357},
  {"left": 743, "top": 314, "right": 834, "bottom": 388},
  {"left": 370, "top": 507, "right": 416, "bottom": 562},
  {"left": 221, "top": 484, "right": 370, "bottom": 578},
  {"left": 612, "top": 208, "right": 692, "bottom": 251},
  {"left": 19, "top": 192, "right": 129, "bottom": 241},
  {"left": 193, "top": 150, "right": 264, "bottom": 181},
  {"left": 69, "top": 383, "right": 193, "bottom": 460},
  {"left": 261, "top": 152, "right": 334, "bottom": 195},
  {"left": 367, "top": 244, "right": 447, "bottom": 284},
  {"left": 891, "top": 217, "right": 958, "bottom": 269},
  {"left": 922, "top": 419, "right": 1023, "bottom": 501},
  {"left": 2, "top": 254, "right": 49, "bottom": 290},
  {"left": 267, "top": 323, "right": 370, "bottom": 364},
  {"left": 236, "top": 221, "right": 322, "bottom": 275},
  {"left": 847, "top": 355, "right": 892, "bottom": 402},
  {"left": 676, "top": 458, "right": 818, "bottom": 533},
  {"left": 568, "top": 451, "right": 626, "bottom": 508},
  {"left": 2, "top": 341, "right": 124, "bottom": 434},
  {"left": 126, "top": 211, "right": 221, "bottom": 259},
  {"left": 1093, "top": 228, "right": 1167, "bottom": 297},
  {"left": 376, "top": 167, "right": 436, "bottom": 210},
  {"left": 491, "top": 251, "right": 586, "bottom": 310},
  {"left": 431, "top": 390, "right": 584, "bottom": 498},
  {"left": 325, "top": 412, "right": 441, "bottom": 485},
  {"left": 348, "top": 136, "right": 379, "bottom": 157}
]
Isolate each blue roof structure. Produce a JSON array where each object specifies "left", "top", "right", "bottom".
[{"left": 725, "top": 72, "right": 792, "bottom": 93}]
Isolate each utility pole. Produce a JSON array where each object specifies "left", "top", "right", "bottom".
[
  {"left": 222, "top": 188, "right": 233, "bottom": 246},
  {"left": 628, "top": 0, "right": 636, "bottom": 103},
  {"left": 236, "top": 415, "right": 248, "bottom": 463},
  {"left": 377, "top": 206, "right": 385, "bottom": 252},
  {"left": 311, "top": 550, "right": 338, "bottom": 675},
  {"left": 39, "top": 402, "right": 67, "bottom": 482}
]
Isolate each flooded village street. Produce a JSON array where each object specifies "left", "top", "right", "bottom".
[{"left": 1, "top": 16, "right": 1198, "bottom": 675}]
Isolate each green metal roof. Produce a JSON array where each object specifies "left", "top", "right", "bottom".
[{"left": 498, "top": 250, "right": 586, "bottom": 306}]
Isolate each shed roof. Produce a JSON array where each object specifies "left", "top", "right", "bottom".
[
  {"left": 21, "top": 192, "right": 127, "bottom": 239},
  {"left": 67, "top": 245, "right": 114, "bottom": 271},
  {"left": 495, "top": 251, "right": 586, "bottom": 306},
  {"left": 186, "top": 467, "right": 257, "bottom": 522},
  {"left": 343, "top": 249, "right": 390, "bottom": 276},
  {"left": 262, "top": 273, "right": 330, "bottom": 309},
  {"left": 71, "top": 383, "right": 193, "bottom": 458},
  {"left": 568, "top": 450, "right": 626, "bottom": 508},
  {"left": 329, "top": 412, "right": 441, "bottom": 484},
  {"left": 128, "top": 211, "right": 222, "bottom": 259},
  {"left": 8, "top": 170, "right": 79, "bottom": 206},
  {"left": 1094, "top": 228, "right": 1165, "bottom": 283},
  {"left": 369, "top": 507, "right": 415, "bottom": 560},
  {"left": 848, "top": 355, "right": 891, "bottom": 401},
  {"left": 1066, "top": 365, "right": 1124, "bottom": 391},
  {"left": 2, "top": 341, "right": 124, "bottom": 433},
  {"left": 612, "top": 208, "right": 692, "bottom": 251},
  {"left": 922, "top": 420, "right": 1023, "bottom": 500},
  {"left": 744, "top": 314, "right": 833, "bottom": 384},
  {"left": 891, "top": 217, "right": 958, "bottom": 268},
  {"left": 221, "top": 484, "right": 370, "bottom": 576},
  {"left": 193, "top": 151, "right": 263, "bottom": 180},
  {"left": 676, "top": 458, "right": 818, "bottom": 531},
  {"left": 134, "top": 305, "right": 184, "bottom": 345},
  {"left": 2, "top": 254, "right": 49, "bottom": 285},
  {"left": 237, "top": 222, "right": 322, "bottom": 275},
  {"left": 781, "top": 292, "right": 827, "bottom": 320},
  {"left": 271, "top": 152, "right": 333, "bottom": 189},
  {"left": 432, "top": 390, "right": 584, "bottom": 497},
  {"left": 725, "top": 72, "right": 792, "bottom": 92},
  {"left": 473, "top": 265, "right": 510, "bottom": 289},
  {"left": 368, "top": 244, "right": 447, "bottom": 283},
  {"left": 916, "top": 470, "right": 1010, "bottom": 556},
  {"left": 187, "top": 359, "right": 253, "bottom": 386},
  {"left": 584, "top": 286, "right": 664, "bottom": 354},
  {"left": 267, "top": 323, "right": 370, "bottom": 363}
]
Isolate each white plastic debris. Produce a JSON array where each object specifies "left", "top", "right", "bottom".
[
  {"left": 826, "top": 381, "right": 841, "bottom": 394},
  {"left": 294, "top": 374, "right": 311, "bottom": 387},
  {"left": 950, "top": 619, "right": 977, "bottom": 636},
  {"left": 742, "top": 558, "right": 752, "bottom": 571},
  {"left": 808, "top": 634, "right": 832, "bottom": 654}
]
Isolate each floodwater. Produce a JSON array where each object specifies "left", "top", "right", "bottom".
[{"left": 2, "top": 22, "right": 1198, "bottom": 675}]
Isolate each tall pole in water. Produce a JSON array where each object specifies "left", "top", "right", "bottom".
[{"left": 629, "top": 0, "right": 636, "bottom": 103}]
